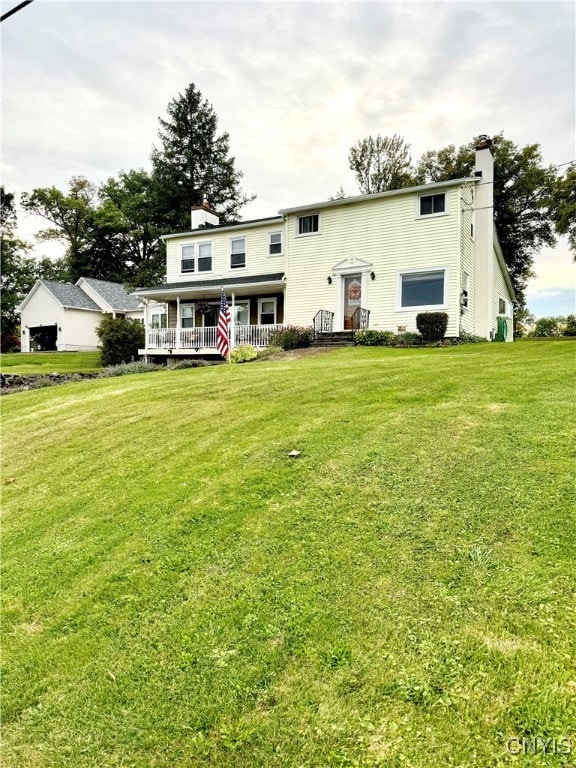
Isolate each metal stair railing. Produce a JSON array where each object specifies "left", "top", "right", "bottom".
[
  {"left": 313, "top": 309, "right": 334, "bottom": 337},
  {"left": 350, "top": 307, "right": 370, "bottom": 330}
]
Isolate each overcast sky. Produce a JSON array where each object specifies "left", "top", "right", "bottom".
[{"left": 2, "top": 0, "right": 574, "bottom": 316}]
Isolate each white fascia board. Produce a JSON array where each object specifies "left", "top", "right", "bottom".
[
  {"left": 278, "top": 177, "right": 480, "bottom": 215},
  {"left": 161, "top": 217, "right": 283, "bottom": 242},
  {"left": 493, "top": 226, "right": 515, "bottom": 299},
  {"left": 75, "top": 277, "right": 114, "bottom": 313},
  {"left": 133, "top": 279, "right": 285, "bottom": 299}
]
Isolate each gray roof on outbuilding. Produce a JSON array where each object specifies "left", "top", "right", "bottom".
[
  {"left": 41, "top": 281, "right": 101, "bottom": 310},
  {"left": 80, "top": 278, "right": 142, "bottom": 311}
]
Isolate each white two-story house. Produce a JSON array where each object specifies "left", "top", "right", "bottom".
[{"left": 135, "top": 136, "right": 514, "bottom": 360}]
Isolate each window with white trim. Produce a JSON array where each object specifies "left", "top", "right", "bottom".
[
  {"left": 419, "top": 193, "right": 446, "bottom": 217},
  {"left": 181, "top": 304, "right": 195, "bottom": 328},
  {"left": 181, "top": 243, "right": 212, "bottom": 273},
  {"left": 230, "top": 237, "right": 246, "bottom": 269},
  {"left": 234, "top": 301, "right": 249, "bottom": 326},
  {"left": 297, "top": 213, "right": 320, "bottom": 235},
  {"left": 150, "top": 310, "right": 167, "bottom": 329},
  {"left": 269, "top": 232, "right": 282, "bottom": 255},
  {"left": 498, "top": 298, "right": 509, "bottom": 315},
  {"left": 258, "top": 298, "right": 276, "bottom": 325},
  {"left": 399, "top": 269, "right": 447, "bottom": 309}
]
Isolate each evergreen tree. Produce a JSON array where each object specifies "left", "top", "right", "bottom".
[{"left": 150, "top": 83, "right": 254, "bottom": 231}]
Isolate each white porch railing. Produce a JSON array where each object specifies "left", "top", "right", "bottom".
[{"left": 145, "top": 324, "right": 285, "bottom": 350}]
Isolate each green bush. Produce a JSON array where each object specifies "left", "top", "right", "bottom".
[
  {"left": 563, "top": 314, "right": 576, "bottom": 336},
  {"left": 100, "top": 361, "right": 163, "bottom": 377},
  {"left": 354, "top": 330, "right": 395, "bottom": 346},
  {"left": 230, "top": 345, "right": 257, "bottom": 364},
  {"left": 172, "top": 359, "right": 210, "bottom": 369},
  {"left": 269, "top": 326, "right": 314, "bottom": 350},
  {"left": 416, "top": 312, "right": 448, "bottom": 341},
  {"left": 388, "top": 331, "right": 423, "bottom": 347},
  {"left": 530, "top": 316, "right": 564, "bottom": 337},
  {"left": 96, "top": 317, "right": 145, "bottom": 366},
  {"left": 256, "top": 345, "right": 283, "bottom": 359},
  {"left": 459, "top": 330, "right": 487, "bottom": 344}
]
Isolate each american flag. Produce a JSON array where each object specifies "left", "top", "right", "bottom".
[{"left": 216, "top": 289, "right": 231, "bottom": 359}]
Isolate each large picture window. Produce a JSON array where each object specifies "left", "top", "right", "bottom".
[{"left": 399, "top": 269, "right": 447, "bottom": 309}]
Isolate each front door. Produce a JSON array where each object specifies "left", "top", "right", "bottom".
[{"left": 343, "top": 275, "right": 362, "bottom": 329}]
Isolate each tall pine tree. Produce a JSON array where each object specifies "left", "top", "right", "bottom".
[{"left": 151, "top": 83, "right": 254, "bottom": 231}]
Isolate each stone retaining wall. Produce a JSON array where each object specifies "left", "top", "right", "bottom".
[{"left": 1, "top": 372, "right": 100, "bottom": 394}]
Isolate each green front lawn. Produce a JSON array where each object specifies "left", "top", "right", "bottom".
[
  {"left": 0, "top": 351, "right": 102, "bottom": 374},
  {"left": 2, "top": 341, "right": 574, "bottom": 767}
]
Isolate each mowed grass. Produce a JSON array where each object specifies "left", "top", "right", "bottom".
[
  {"left": 0, "top": 351, "right": 102, "bottom": 374},
  {"left": 1, "top": 341, "right": 575, "bottom": 768}
]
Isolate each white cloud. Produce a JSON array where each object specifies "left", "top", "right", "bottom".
[{"left": 2, "top": 0, "right": 574, "bottom": 297}]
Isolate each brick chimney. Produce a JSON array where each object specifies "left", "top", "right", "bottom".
[
  {"left": 191, "top": 199, "right": 219, "bottom": 230},
  {"left": 473, "top": 135, "right": 495, "bottom": 339}
]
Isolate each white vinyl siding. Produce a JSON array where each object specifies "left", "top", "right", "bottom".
[
  {"left": 19, "top": 284, "right": 103, "bottom": 352},
  {"left": 285, "top": 186, "right": 461, "bottom": 335},
  {"left": 459, "top": 184, "right": 476, "bottom": 334},
  {"left": 166, "top": 221, "right": 285, "bottom": 283},
  {"left": 493, "top": 247, "right": 514, "bottom": 341},
  {"left": 60, "top": 308, "right": 102, "bottom": 351}
]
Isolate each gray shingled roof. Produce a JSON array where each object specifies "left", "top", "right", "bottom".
[
  {"left": 135, "top": 273, "right": 285, "bottom": 293},
  {"left": 41, "top": 281, "right": 101, "bottom": 310},
  {"left": 80, "top": 278, "right": 142, "bottom": 311}
]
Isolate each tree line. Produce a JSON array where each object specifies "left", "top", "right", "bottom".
[{"left": 2, "top": 81, "right": 574, "bottom": 351}]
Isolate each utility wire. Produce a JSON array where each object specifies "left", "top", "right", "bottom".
[{"left": 1, "top": 0, "right": 35, "bottom": 23}]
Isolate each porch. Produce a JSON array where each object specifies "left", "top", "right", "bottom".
[{"left": 143, "top": 324, "right": 286, "bottom": 353}]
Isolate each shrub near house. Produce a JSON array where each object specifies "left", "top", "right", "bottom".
[{"left": 96, "top": 317, "right": 145, "bottom": 366}]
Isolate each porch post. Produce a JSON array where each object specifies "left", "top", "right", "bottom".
[
  {"left": 143, "top": 299, "right": 149, "bottom": 350},
  {"left": 231, "top": 291, "right": 236, "bottom": 349},
  {"left": 176, "top": 296, "right": 181, "bottom": 348}
]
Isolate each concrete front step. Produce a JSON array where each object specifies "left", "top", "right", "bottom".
[{"left": 312, "top": 331, "right": 356, "bottom": 347}]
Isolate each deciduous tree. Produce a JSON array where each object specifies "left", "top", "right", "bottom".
[
  {"left": 1, "top": 187, "right": 68, "bottom": 351},
  {"left": 414, "top": 134, "right": 559, "bottom": 307},
  {"left": 348, "top": 134, "right": 415, "bottom": 195},
  {"left": 548, "top": 164, "right": 576, "bottom": 257}
]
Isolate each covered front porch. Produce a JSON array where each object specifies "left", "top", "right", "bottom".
[{"left": 134, "top": 272, "right": 287, "bottom": 359}]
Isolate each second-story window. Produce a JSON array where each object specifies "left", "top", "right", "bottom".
[
  {"left": 197, "top": 243, "right": 212, "bottom": 272},
  {"left": 269, "top": 232, "right": 282, "bottom": 255},
  {"left": 230, "top": 237, "right": 246, "bottom": 269},
  {"left": 419, "top": 193, "right": 446, "bottom": 216},
  {"left": 181, "top": 242, "right": 212, "bottom": 273},
  {"left": 298, "top": 214, "right": 320, "bottom": 235},
  {"left": 181, "top": 245, "right": 195, "bottom": 273}
]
